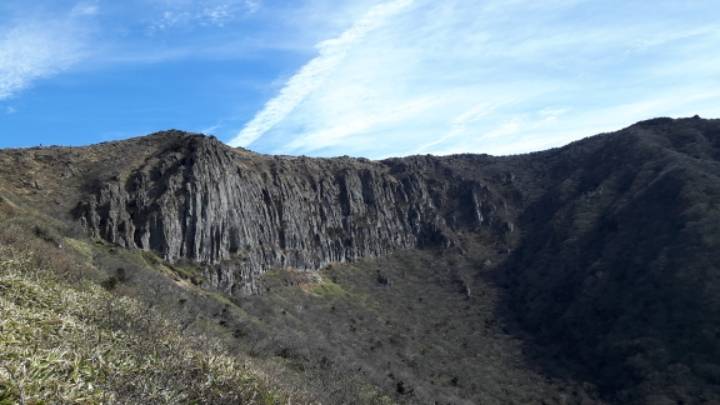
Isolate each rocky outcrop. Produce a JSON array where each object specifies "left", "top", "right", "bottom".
[{"left": 76, "top": 133, "right": 514, "bottom": 295}]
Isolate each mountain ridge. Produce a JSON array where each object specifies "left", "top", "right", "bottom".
[{"left": 1, "top": 116, "right": 719, "bottom": 403}]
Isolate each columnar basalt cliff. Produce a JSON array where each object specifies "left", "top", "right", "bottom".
[
  {"left": 2, "top": 117, "right": 720, "bottom": 403},
  {"left": 76, "top": 134, "right": 516, "bottom": 295}
]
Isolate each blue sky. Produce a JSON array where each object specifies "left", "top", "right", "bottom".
[{"left": 1, "top": 0, "right": 719, "bottom": 158}]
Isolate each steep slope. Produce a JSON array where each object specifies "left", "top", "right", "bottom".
[
  {"left": 1, "top": 117, "right": 719, "bottom": 403},
  {"left": 502, "top": 117, "right": 720, "bottom": 403},
  {"left": 0, "top": 191, "right": 288, "bottom": 404}
]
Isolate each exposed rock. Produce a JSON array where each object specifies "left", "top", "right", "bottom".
[{"left": 76, "top": 134, "right": 513, "bottom": 295}]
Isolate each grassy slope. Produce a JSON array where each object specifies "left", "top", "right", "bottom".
[{"left": 0, "top": 193, "right": 287, "bottom": 404}]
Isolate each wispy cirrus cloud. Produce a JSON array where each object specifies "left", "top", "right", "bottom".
[
  {"left": 0, "top": 15, "right": 90, "bottom": 100},
  {"left": 2, "top": 1, "right": 719, "bottom": 155},
  {"left": 228, "top": 0, "right": 415, "bottom": 147},
  {"left": 70, "top": 1, "right": 100, "bottom": 17},
  {"left": 227, "top": 0, "right": 720, "bottom": 158},
  {"left": 148, "top": 0, "right": 262, "bottom": 31},
  {"left": 0, "top": 0, "right": 264, "bottom": 101}
]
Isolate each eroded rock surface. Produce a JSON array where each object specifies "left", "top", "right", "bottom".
[{"left": 77, "top": 133, "right": 516, "bottom": 295}]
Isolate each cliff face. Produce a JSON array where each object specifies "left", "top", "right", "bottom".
[
  {"left": 76, "top": 134, "right": 515, "bottom": 295},
  {"left": 4, "top": 117, "right": 720, "bottom": 403}
]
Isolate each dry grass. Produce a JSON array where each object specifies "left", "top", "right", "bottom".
[{"left": 0, "top": 243, "right": 286, "bottom": 404}]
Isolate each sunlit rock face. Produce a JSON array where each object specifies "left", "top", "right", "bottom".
[{"left": 77, "top": 132, "right": 515, "bottom": 295}]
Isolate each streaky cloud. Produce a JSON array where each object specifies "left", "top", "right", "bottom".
[
  {"left": 228, "top": 0, "right": 415, "bottom": 147},
  {"left": 235, "top": 0, "right": 720, "bottom": 159},
  {"left": 0, "top": 13, "right": 89, "bottom": 100}
]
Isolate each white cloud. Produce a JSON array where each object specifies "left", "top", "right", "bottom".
[
  {"left": 71, "top": 2, "right": 99, "bottom": 17},
  {"left": 244, "top": 0, "right": 261, "bottom": 14},
  {"left": 411, "top": 102, "right": 502, "bottom": 155},
  {"left": 0, "top": 18, "right": 88, "bottom": 100},
  {"left": 280, "top": 96, "right": 437, "bottom": 153},
  {"left": 149, "top": 0, "right": 262, "bottom": 31},
  {"left": 432, "top": 87, "right": 720, "bottom": 157},
  {"left": 224, "top": 0, "right": 720, "bottom": 158},
  {"left": 202, "top": 5, "right": 234, "bottom": 26},
  {"left": 5, "top": 106, "right": 16, "bottom": 114},
  {"left": 228, "top": 0, "right": 415, "bottom": 147},
  {"left": 199, "top": 122, "right": 222, "bottom": 134}
]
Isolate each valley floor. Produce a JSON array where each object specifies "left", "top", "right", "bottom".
[{"left": 230, "top": 235, "right": 604, "bottom": 404}]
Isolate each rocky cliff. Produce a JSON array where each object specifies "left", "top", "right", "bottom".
[
  {"left": 2, "top": 117, "right": 720, "bottom": 403},
  {"left": 75, "top": 133, "right": 516, "bottom": 295}
]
